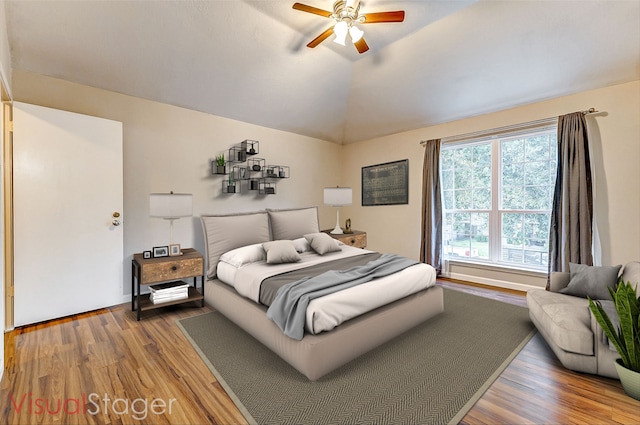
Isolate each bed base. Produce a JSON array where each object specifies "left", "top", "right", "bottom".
[{"left": 204, "top": 279, "right": 444, "bottom": 381}]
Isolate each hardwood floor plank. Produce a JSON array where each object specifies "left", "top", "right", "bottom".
[{"left": 1, "top": 281, "right": 638, "bottom": 424}]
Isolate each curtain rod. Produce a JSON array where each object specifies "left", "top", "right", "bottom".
[{"left": 420, "top": 108, "right": 599, "bottom": 146}]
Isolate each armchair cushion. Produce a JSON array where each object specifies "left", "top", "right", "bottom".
[
  {"left": 527, "top": 289, "right": 594, "bottom": 355},
  {"left": 559, "top": 263, "right": 621, "bottom": 300}
]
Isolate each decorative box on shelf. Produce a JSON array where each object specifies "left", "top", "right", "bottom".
[
  {"left": 228, "top": 146, "right": 247, "bottom": 163},
  {"left": 232, "top": 165, "right": 250, "bottom": 180},
  {"left": 241, "top": 139, "right": 259, "bottom": 156},
  {"left": 259, "top": 181, "right": 276, "bottom": 195},
  {"left": 273, "top": 165, "right": 290, "bottom": 178},
  {"left": 249, "top": 178, "right": 261, "bottom": 191},
  {"left": 248, "top": 157, "right": 265, "bottom": 173}
]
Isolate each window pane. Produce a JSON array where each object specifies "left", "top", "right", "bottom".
[
  {"left": 502, "top": 213, "right": 524, "bottom": 264},
  {"left": 525, "top": 135, "right": 550, "bottom": 162},
  {"left": 442, "top": 169, "right": 454, "bottom": 188},
  {"left": 443, "top": 189, "right": 454, "bottom": 210},
  {"left": 502, "top": 138, "right": 524, "bottom": 163},
  {"left": 502, "top": 163, "right": 524, "bottom": 186},
  {"left": 443, "top": 212, "right": 488, "bottom": 260},
  {"left": 524, "top": 161, "right": 549, "bottom": 186},
  {"left": 524, "top": 186, "right": 550, "bottom": 210},
  {"left": 472, "top": 188, "right": 491, "bottom": 209},
  {"left": 502, "top": 186, "right": 523, "bottom": 210}
]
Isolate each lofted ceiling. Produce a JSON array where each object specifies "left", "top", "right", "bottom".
[{"left": 4, "top": 0, "right": 640, "bottom": 144}]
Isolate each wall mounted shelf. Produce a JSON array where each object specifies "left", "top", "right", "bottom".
[{"left": 212, "top": 140, "right": 289, "bottom": 195}]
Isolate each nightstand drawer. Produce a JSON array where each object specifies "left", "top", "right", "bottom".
[
  {"left": 341, "top": 232, "right": 367, "bottom": 248},
  {"left": 322, "top": 230, "right": 367, "bottom": 249},
  {"left": 140, "top": 257, "right": 204, "bottom": 284}
]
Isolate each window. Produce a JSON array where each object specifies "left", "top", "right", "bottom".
[{"left": 441, "top": 127, "right": 557, "bottom": 270}]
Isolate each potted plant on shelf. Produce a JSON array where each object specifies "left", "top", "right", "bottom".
[
  {"left": 589, "top": 280, "right": 640, "bottom": 400},
  {"left": 215, "top": 154, "right": 226, "bottom": 174},
  {"left": 227, "top": 173, "right": 236, "bottom": 193}
]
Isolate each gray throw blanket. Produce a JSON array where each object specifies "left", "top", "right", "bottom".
[{"left": 266, "top": 253, "right": 419, "bottom": 340}]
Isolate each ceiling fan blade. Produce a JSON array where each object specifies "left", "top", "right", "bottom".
[
  {"left": 362, "top": 11, "right": 405, "bottom": 23},
  {"left": 307, "top": 26, "right": 335, "bottom": 48},
  {"left": 354, "top": 37, "right": 369, "bottom": 54},
  {"left": 292, "top": 3, "right": 333, "bottom": 18}
]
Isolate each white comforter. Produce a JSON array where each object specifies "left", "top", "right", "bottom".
[{"left": 217, "top": 244, "right": 436, "bottom": 335}]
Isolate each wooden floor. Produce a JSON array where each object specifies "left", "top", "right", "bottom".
[{"left": 0, "top": 281, "right": 638, "bottom": 424}]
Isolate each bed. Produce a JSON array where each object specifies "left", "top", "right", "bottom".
[{"left": 201, "top": 207, "right": 444, "bottom": 380}]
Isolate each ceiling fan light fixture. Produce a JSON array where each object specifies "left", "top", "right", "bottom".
[
  {"left": 333, "top": 20, "right": 348, "bottom": 46},
  {"left": 349, "top": 25, "right": 364, "bottom": 43}
]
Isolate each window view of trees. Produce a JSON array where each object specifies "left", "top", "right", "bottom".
[{"left": 441, "top": 129, "right": 557, "bottom": 269}]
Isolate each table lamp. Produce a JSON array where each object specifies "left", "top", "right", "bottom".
[
  {"left": 149, "top": 192, "right": 193, "bottom": 244},
  {"left": 324, "top": 187, "right": 352, "bottom": 234}
]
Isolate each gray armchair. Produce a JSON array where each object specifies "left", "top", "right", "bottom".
[{"left": 527, "top": 261, "right": 640, "bottom": 379}]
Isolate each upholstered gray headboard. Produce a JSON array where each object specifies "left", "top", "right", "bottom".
[{"left": 201, "top": 206, "right": 319, "bottom": 279}]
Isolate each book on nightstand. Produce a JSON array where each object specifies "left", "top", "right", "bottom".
[{"left": 149, "top": 281, "right": 189, "bottom": 304}]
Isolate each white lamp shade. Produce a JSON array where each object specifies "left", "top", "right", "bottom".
[
  {"left": 324, "top": 187, "right": 352, "bottom": 206},
  {"left": 150, "top": 193, "right": 193, "bottom": 219},
  {"left": 349, "top": 25, "right": 364, "bottom": 43},
  {"left": 333, "top": 21, "right": 348, "bottom": 46}
]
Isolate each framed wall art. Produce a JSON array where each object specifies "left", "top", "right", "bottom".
[{"left": 362, "top": 159, "right": 409, "bottom": 206}]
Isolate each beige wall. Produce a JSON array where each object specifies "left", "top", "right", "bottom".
[
  {"left": 0, "top": 1, "right": 11, "bottom": 96},
  {"left": 12, "top": 70, "right": 343, "bottom": 298},
  {"left": 342, "top": 80, "right": 640, "bottom": 289},
  {"left": 11, "top": 70, "right": 640, "bottom": 292}
]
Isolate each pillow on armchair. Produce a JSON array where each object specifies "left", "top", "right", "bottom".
[{"left": 559, "top": 263, "right": 621, "bottom": 300}]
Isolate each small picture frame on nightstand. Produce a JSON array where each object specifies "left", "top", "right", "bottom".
[
  {"left": 153, "top": 246, "right": 169, "bottom": 258},
  {"left": 169, "top": 244, "right": 182, "bottom": 256},
  {"left": 143, "top": 251, "right": 152, "bottom": 259}
]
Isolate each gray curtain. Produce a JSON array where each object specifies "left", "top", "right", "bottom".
[
  {"left": 548, "top": 112, "right": 593, "bottom": 288},
  {"left": 420, "top": 139, "right": 442, "bottom": 274}
]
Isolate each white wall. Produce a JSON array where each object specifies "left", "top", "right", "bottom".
[
  {"left": 12, "top": 70, "right": 344, "bottom": 299},
  {"left": 342, "top": 81, "right": 640, "bottom": 289}
]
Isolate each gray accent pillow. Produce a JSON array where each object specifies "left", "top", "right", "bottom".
[
  {"left": 560, "top": 263, "right": 622, "bottom": 300},
  {"left": 262, "top": 240, "right": 301, "bottom": 264},
  {"left": 619, "top": 261, "right": 640, "bottom": 297},
  {"left": 267, "top": 207, "right": 319, "bottom": 240},
  {"left": 304, "top": 232, "right": 341, "bottom": 255},
  {"left": 201, "top": 212, "right": 270, "bottom": 279}
]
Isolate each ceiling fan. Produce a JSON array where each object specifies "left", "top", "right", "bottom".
[{"left": 292, "top": 0, "right": 405, "bottom": 54}]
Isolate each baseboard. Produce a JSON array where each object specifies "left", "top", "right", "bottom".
[{"left": 447, "top": 272, "right": 541, "bottom": 293}]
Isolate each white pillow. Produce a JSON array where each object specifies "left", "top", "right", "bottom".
[
  {"left": 218, "top": 243, "right": 266, "bottom": 268},
  {"left": 304, "top": 232, "right": 342, "bottom": 255},
  {"left": 262, "top": 240, "right": 302, "bottom": 264},
  {"left": 292, "top": 237, "right": 311, "bottom": 253}
]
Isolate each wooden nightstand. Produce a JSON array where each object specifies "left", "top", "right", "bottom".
[
  {"left": 322, "top": 230, "right": 367, "bottom": 249},
  {"left": 131, "top": 248, "right": 204, "bottom": 320}
]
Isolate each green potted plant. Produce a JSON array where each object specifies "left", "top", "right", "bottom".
[
  {"left": 227, "top": 173, "right": 235, "bottom": 193},
  {"left": 589, "top": 280, "right": 640, "bottom": 400},
  {"left": 215, "top": 154, "right": 226, "bottom": 174}
]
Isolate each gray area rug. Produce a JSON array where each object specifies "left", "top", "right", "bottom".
[{"left": 177, "top": 288, "right": 535, "bottom": 425}]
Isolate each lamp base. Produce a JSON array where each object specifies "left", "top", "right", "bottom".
[
  {"left": 330, "top": 208, "right": 343, "bottom": 234},
  {"left": 330, "top": 225, "right": 344, "bottom": 235}
]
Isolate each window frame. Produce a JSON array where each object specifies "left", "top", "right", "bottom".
[{"left": 440, "top": 123, "right": 558, "bottom": 272}]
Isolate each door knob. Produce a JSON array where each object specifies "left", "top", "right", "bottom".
[
  {"left": 112, "top": 219, "right": 121, "bottom": 226},
  {"left": 113, "top": 212, "right": 121, "bottom": 218}
]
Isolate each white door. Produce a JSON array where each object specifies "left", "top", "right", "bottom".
[{"left": 13, "top": 102, "right": 123, "bottom": 327}]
